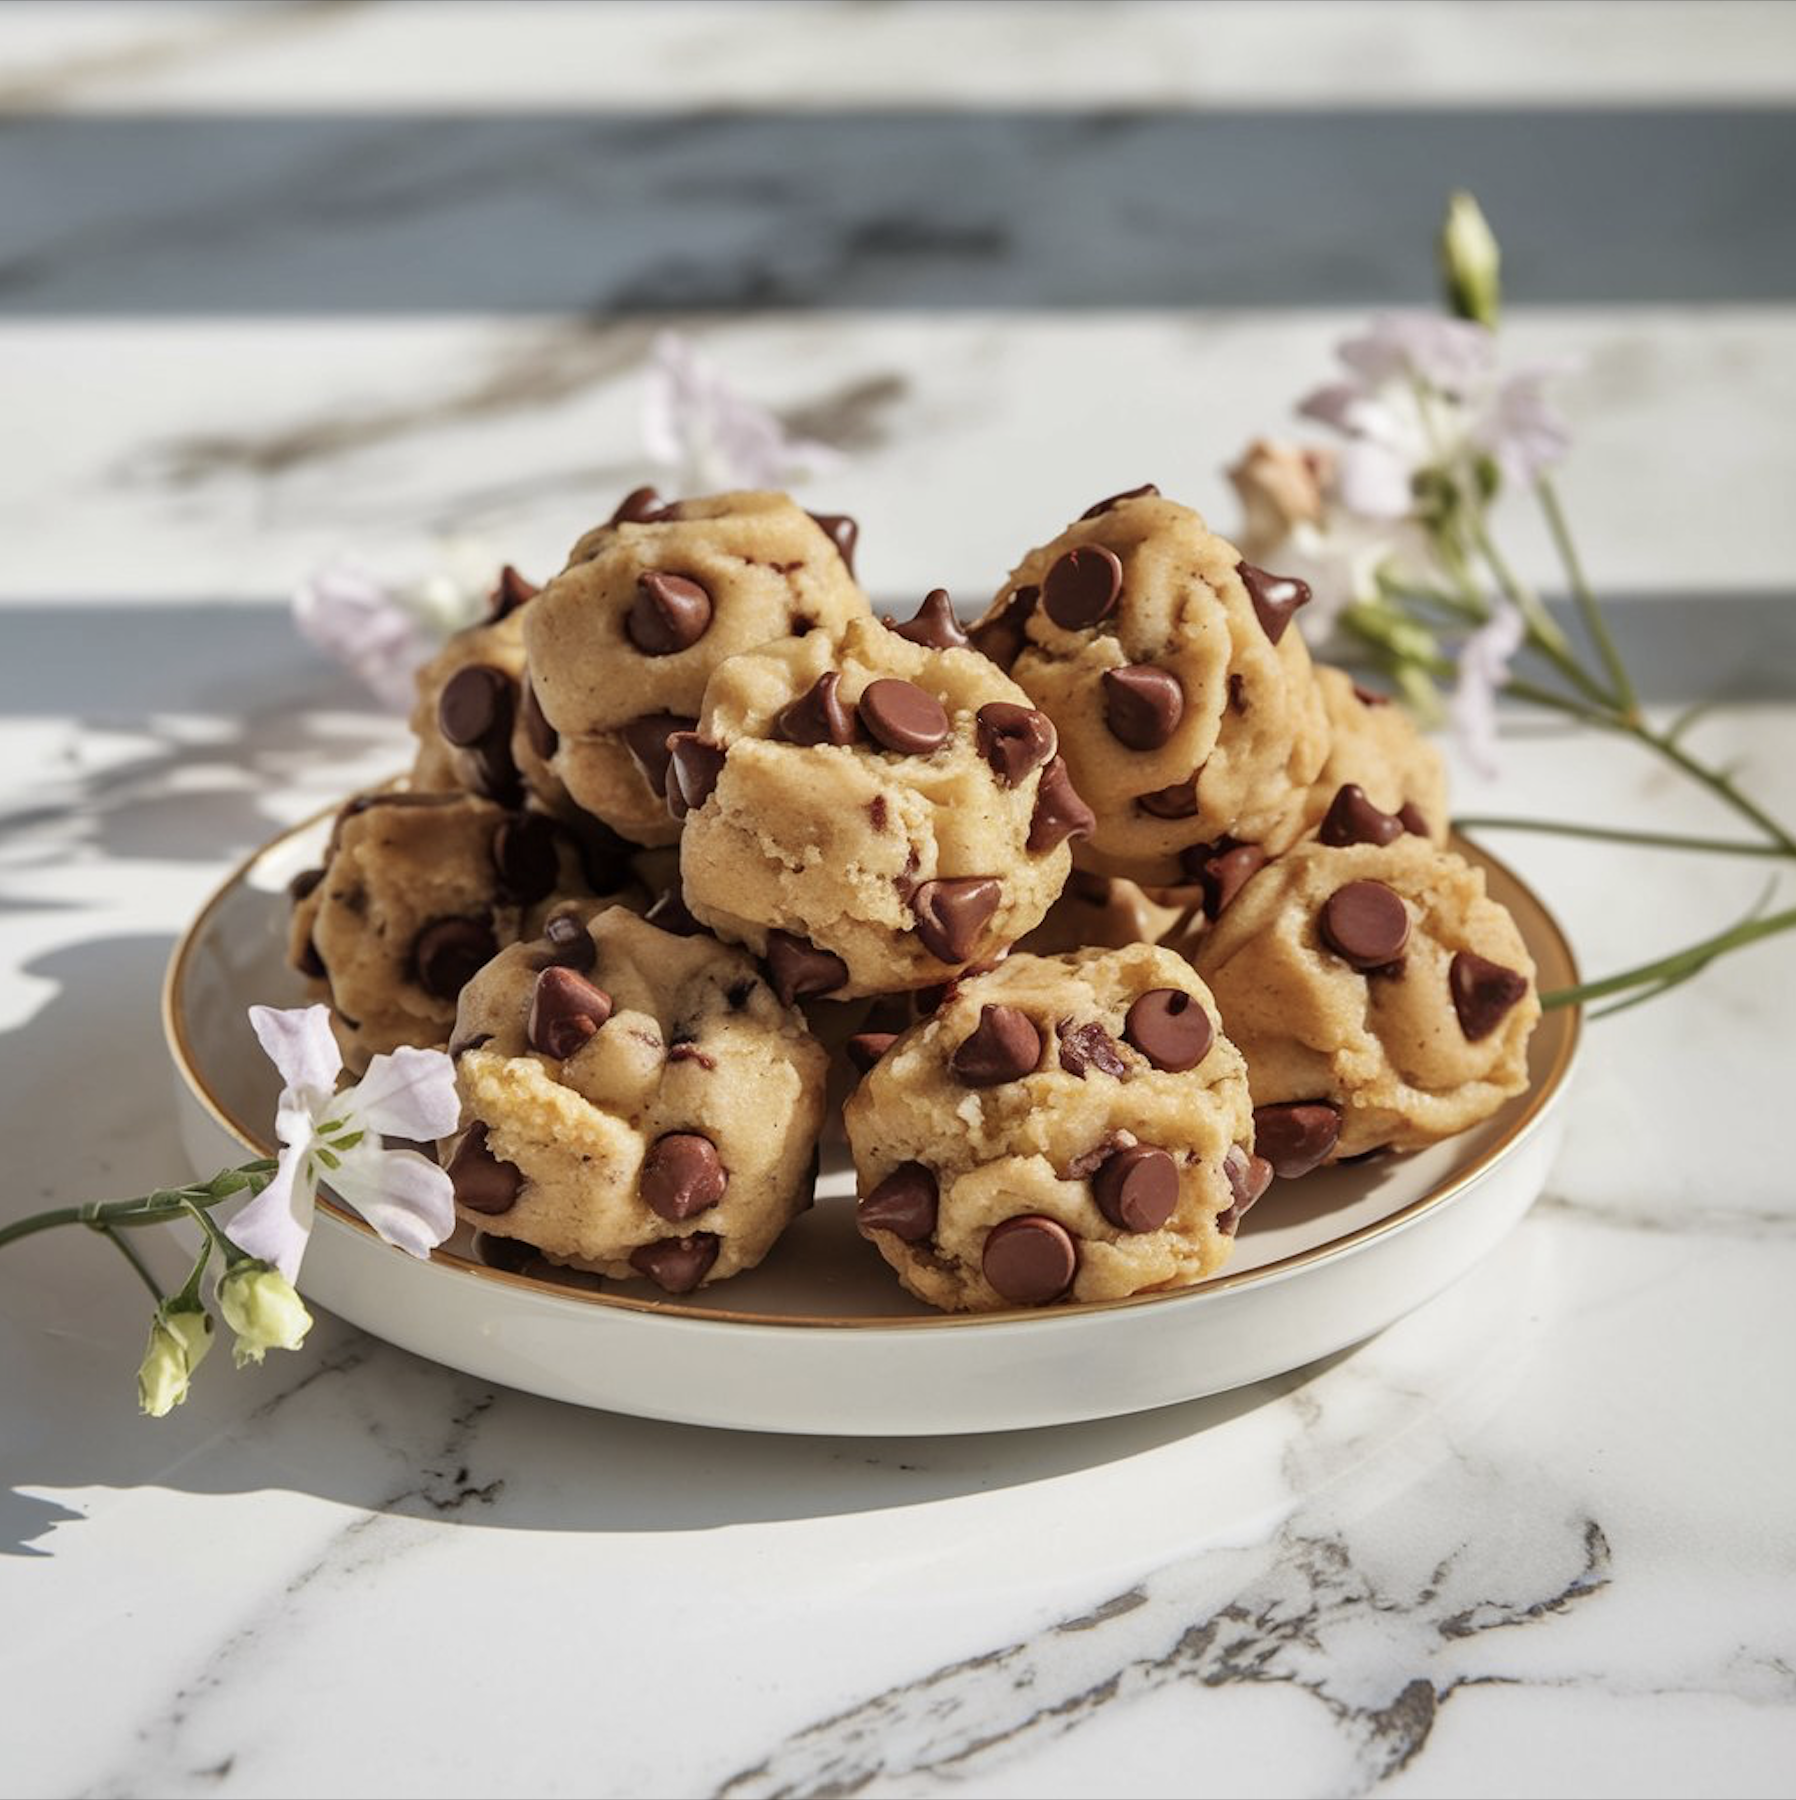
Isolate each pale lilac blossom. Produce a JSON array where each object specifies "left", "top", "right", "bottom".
[
  {"left": 226, "top": 1005, "right": 460, "bottom": 1282},
  {"left": 1450, "top": 596, "right": 1526, "bottom": 779}
]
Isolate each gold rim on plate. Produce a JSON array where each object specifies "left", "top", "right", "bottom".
[{"left": 162, "top": 805, "right": 1581, "bottom": 1332}]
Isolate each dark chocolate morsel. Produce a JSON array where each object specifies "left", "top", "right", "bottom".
[
  {"left": 413, "top": 917, "right": 498, "bottom": 1000},
  {"left": 858, "top": 679, "right": 950, "bottom": 755},
  {"left": 288, "top": 866, "right": 324, "bottom": 904},
  {"left": 846, "top": 1031, "right": 899, "bottom": 1075},
  {"left": 1079, "top": 482, "right": 1159, "bottom": 520},
  {"left": 982, "top": 1215, "right": 1077, "bottom": 1305},
  {"left": 1056, "top": 1018, "right": 1129, "bottom": 1079},
  {"left": 641, "top": 1133, "right": 729, "bottom": 1222},
  {"left": 887, "top": 588, "right": 969, "bottom": 651},
  {"left": 666, "top": 733, "right": 727, "bottom": 813},
  {"left": 967, "top": 584, "right": 1038, "bottom": 669},
  {"left": 1137, "top": 774, "right": 1200, "bottom": 820},
  {"left": 473, "top": 1230, "right": 537, "bottom": 1273},
  {"left": 644, "top": 887, "right": 706, "bottom": 938},
  {"left": 950, "top": 1004, "right": 1043, "bottom": 1087},
  {"left": 765, "top": 929, "right": 848, "bottom": 1005},
  {"left": 776, "top": 670, "right": 860, "bottom": 746},
  {"left": 438, "top": 663, "right": 513, "bottom": 748},
  {"left": 528, "top": 965, "right": 613, "bottom": 1060},
  {"left": 610, "top": 485, "right": 673, "bottom": 526},
  {"left": 627, "top": 571, "right": 713, "bottom": 655},
  {"left": 1091, "top": 1143, "right": 1180, "bottom": 1234},
  {"left": 1253, "top": 1102, "right": 1343, "bottom": 1180},
  {"left": 1398, "top": 801, "right": 1430, "bottom": 838},
  {"left": 1320, "top": 881, "right": 1411, "bottom": 971},
  {"left": 629, "top": 1232, "right": 720, "bottom": 1294},
  {"left": 1124, "top": 987, "right": 1214, "bottom": 1071},
  {"left": 491, "top": 813, "right": 560, "bottom": 904},
  {"left": 1041, "top": 545, "right": 1123, "bottom": 630},
  {"left": 620, "top": 712, "right": 696, "bottom": 797},
  {"left": 521, "top": 675, "right": 558, "bottom": 759},
  {"left": 857, "top": 1162, "right": 938, "bottom": 1242},
  {"left": 808, "top": 510, "right": 859, "bottom": 576},
  {"left": 448, "top": 1123, "right": 524, "bottom": 1215},
  {"left": 1026, "top": 757, "right": 1096, "bottom": 852},
  {"left": 539, "top": 909, "right": 598, "bottom": 972},
  {"left": 911, "top": 877, "right": 1002, "bottom": 964},
  {"left": 488, "top": 564, "right": 540, "bottom": 621},
  {"left": 1102, "top": 665, "right": 1185, "bottom": 751},
  {"left": 1219, "top": 1145, "right": 1275, "bottom": 1233},
  {"left": 1449, "top": 950, "right": 1530, "bottom": 1040},
  {"left": 1179, "top": 839, "right": 1268, "bottom": 918},
  {"left": 297, "top": 935, "right": 326, "bottom": 980},
  {"left": 1319, "top": 782, "right": 1403, "bottom": 849},
  {"left": 1237, "top": 561, "right": 1311, "bottom": 644},
  {"left": 975, "top": 702, "right": 1057, "bottom": 787}
]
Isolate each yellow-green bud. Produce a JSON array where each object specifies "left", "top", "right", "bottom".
[
  {"left": 137, "top": 1304, "right": 214, "bottom": 1418},
  {"left": 218, "top": 1263, "right": 314, "bottom": 1368},
  {"left": 1439, "top": 190, "right": 1502, "bottom": 331}
]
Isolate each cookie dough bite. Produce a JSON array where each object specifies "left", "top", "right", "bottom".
[
  {"left": 1192, "top": 835, "right": 1539, "bottom": 1174},
  {"left": 523, "top": 488, "right": 871, "bottom": 849},
  {"left": 287, "top": 789, "right": 618, "bottom": 1072},
  {"left": 675, "top": 605, "right": 1095, "bottom": 1001},
  {"left": 444, "top": 905, "right": 828, "bottom": 1294},
  {"left": 843, "top": 947, "right": 1265, "bottom": 1313},
  {"left": 967, "top": 485, "right": 1331, "bottom": 889},
  {"left": 1297, "top": 666, "right": 1450, "bottom": 847}
]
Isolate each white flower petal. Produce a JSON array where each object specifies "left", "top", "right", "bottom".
[
  {"left": 249, "top": 1004, "right": 342, "bottom": 1103},
  {"left": 1335, "top": 440, "right": 1417, "bottom": 521},
  {"left": 224, "top": 1142, "right": 317, "bottom": 1282},
  {"left": 345, "top": 1045, "right": 462, "bottom": 1142},
  {"left": 327, "top": 1144, "right": 456, "bottom": 1261},
  {"left": 1341, "top": 311, "right": 1495, "bottom": 397},
  {"left": 293, "top": 560, "right": 428, "bottom": 710},
  {"left": 1451, "top": 598, "right": 1526, "bottom": 779}
]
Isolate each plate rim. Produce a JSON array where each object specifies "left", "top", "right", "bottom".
[{"left": 163, "top": 799, "right": 1582, "bottom": 1334}]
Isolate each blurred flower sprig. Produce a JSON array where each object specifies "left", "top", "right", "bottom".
[{"left": 1232, "top": 192, "right": 1796, "bottom": 1016}]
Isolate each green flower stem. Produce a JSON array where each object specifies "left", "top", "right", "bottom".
[
  {"left": 1541, "top": 902, "right": 1796, "bottom": 1011},
  {"left": 98, "top": 1224, "right": 166, "bottom": 1302},
  {"left": 0, "top": 1163, "right": 275, "bottom": 1256},
  {"left": 1536, "top": 474, "right": 1639, "bottom": 719},
  {"left": 1452, "top": 816, "right": 1792, "bottom": 858}
]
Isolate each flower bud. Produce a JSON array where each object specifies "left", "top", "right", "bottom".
[
  {"left": 218, "top": 1263, "right": 314, "bottom": 1368},
  {"left": 1440, "top": 191, "right": 1501, "bottom": 331},
  {"left": 137, "top": 1304, "right": 214, "bottom": 1418}
]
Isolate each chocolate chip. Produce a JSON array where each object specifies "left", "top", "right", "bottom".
[
  {"left": 448, "top": 1124, "right": 524, "bottom": 1215},
  {"left": 297, "top": 935, "right": 326, "bottom": 980},
  {"left": 868, "top": 795, "right": 888, "bottom": 831},
  {"left": 982, "top": 1215, "right": 1077, "bottom": 1305},
  {"left": 846, "top": 1031, "right": 899, "bottom": 1075},
  {"left": 1319, "top": 783, "right": 1403, "bottom": 849},
  {"left": 558, "top": 816, "right": 635, "bottom": 896},
  {"left": 1092, "top": 1144, "right": 1180, "bottom": 1234},
  {"left": 858, "top": 679, "right": 950, "bottom": 755},
  {"left": 857, "top": 1161, "right": 938, "bottom": 1241},
  {"left": 1450, "top": 951, "right": 1529, "bottom": 1040},
  {"left": 1352, "top": 682, "right": 1390, "bottom": 708},
  {"left": 1079, "top": 482, "right": 1159, "bottom": 520},
  {"left": 627, "top": 571, "right": 712, "bottom": 655},
  {"left": 528, "top": 965, "right": 613, "bottom": 1059},
  {"left": 621, "top": 712, "right": 696, "bottom": 796},
  {"left": 1124, "top": 987, "right": 1214, "bottom": 1071},
  {"left": 413, "top": 917, "right": 498, "bottom": 999},
  {"left": 438, "top": 663, "right": 513, "bottom": 748},
  {"left": 777, "top": 670, "right": 860, "bottom": 746},
  {"left": 1228, "top": 672, "right": 1248, "bottom": 713},
  {"left": 950, "top": 1004, "right": 1043, "bottom": 1087},
  {"left": 911, "top": 876, "right": 1001, "bottom": 964},
  {"left": 976, "top": 702, "right": 1057, "bottom": 787},
  {"left": 887, "top": 588, "right": 968, "bottom": 651},
  {"left": 521, "top": 675, "right": 558, "bottom": 759},
  {"left": 488, "top": 564, "right": 540, "bottom": 621},
  {"left": 1056, "top": 1018, "right": 1129, "bottom": 1079},
  {"left": 1399, "top": 801, "right": 1430, "bottom": 838},
  {"left": 968, "top": 585, "right": 1038, "bottom": 669},
  {"left": 640, "top": 1133, "right": 728, "bottom": 1222},
  {"left": 1067, "top": 869, "right": 1112, "bottom": 905},
  {"left": 1061, "top": 1131, "right": 1136, "bottom": 1180},
  {"left": 539, "top": 910, "right": 597, "bottom": 973},
  {"left": 1237, "top": 561, "right": 1311, "bottom": 645},
  {"left": 288, "top": 867, "right": 324, "bottom": 903},
  {"left": 644, "top": 887, "right": 705, "bottom": 938},
  {"left": 666, "top": 733, "right": 727, "bottom": 812},
  {"left": 1041, "top": 545, "right": 1123, "bottom": 630},
  {"left": 472, "top": 1230, "right": 537, "bottom": 1274},
  {"left": 1180, "top": 839, "right": 1267, "bottom": 918},
  {"left": 491, "top": 813, "right": 560, "bottom": 904},
  {"left": 1219, "top": 1145, "right": 1275, "bottom": 1233},
  {"left": 1253, "top": 1102, "right": 1342, "bottom": 1180},
  {"left": 610, "top": 485, "right": 674, "bottom": 526},
  {"left": 1137, "top": 774, "right": 1200, "bottom": 820},
  {"left": 1026, "top": 757, "right": 1096, "bottom": 853},
  {"left": 1321, "top": 881, "right": 1411, "bottom": 970},
  {"left": 765, "top": 929, "right": 848, "bottom": 1004},
  {"left": 1103, "top": 665, "right": 1184, "bottom": 750},
  {"left": 629, "top": 1232, "right": 720, "bottom": 1294},
  {"left": 808, "top": 510, "right": 858, "bottom": 576}
]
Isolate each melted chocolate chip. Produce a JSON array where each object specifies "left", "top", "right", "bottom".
[
  {"left": 858, "top": 679, "right": 950, "bottom": 755},
  {"left": 1103, "top": 665, "right": 1184, "bottom": 750},
  {"left": 666, "top": 733, "right": 727, "bottom": 813},
  {"left": 982, "top": 1215, "right": 1077, "bottom": 1305},
  {"left": 1092, "top": 1144, "right": 1180, "bottom": 1234},
  {"left": 610, "top": 485, "right": 674, "bottom": 526},
  {"left": 975, "top": 702, "right": 1057, "bottom": 787},
  {"left": 438, "top": 663, "right": 513, "bottom": 748},
  {"left": 521, "top": 676, "right": 558, "bottom": 759},
  {"left": 968, "top": 585, "right": 1038, "bottom": 669},
  {"left": 448, "top": 1124, "right": 524, "bottom": 1215},
  {"left": 621, "top": 713, "right": 696, "bottom": 796},
  {"left": 627, "top": 571, "right": 713, "bottom": 655},
  {"left": 641, "top": 1133, "right": 728, "bottom": 1222},
  {"left": 857, "top": 1162, "right": 938, "bottom": 1241},
  {"left": 950, "top": 1004, "right": 1043, "bottom": 1087},
  {"left": 776, "top": 670, "right": 860, "bottom": 747},
  {"left": 1319, "top": 783, "right": 1403, "bottom": 849},
  {"left": 488, "top": 564, "right": 540, "bottom": 621},
  {"left": 629, "top": 1233, "right": 720, "bottom": 1294},
  {"left": 887, "top": 588, "right": 968, "bottom": 650},
  {"left": 1398, "top": 801, "right": 1430, "bottom": 838},
  {"left": 1056, "top": 1018, "right": 1129, "bottom": 1079},
  {"left": 1237, "top": 561, "right": 1311, "bottom": 644},
  {"left": 528, "top": 965, "right": 613, "bottom": 1059},
  {"left": 808, "top": 510, "right": 858, "bottom": 576},
  {"left": 1124, "top": 987, "right": 1214, "bottom": 1071},
  {"left": 413, "top": 917, "right": 497, "bottom": 1000},
  {"left": 911, "top": 877, "right": 1001, "bottom": 964},
  {"left": 765, "top": 929, "right": 848, "bottom": 1004},
  {"left": 491, "top": 813, "right": 560, "bottom": 904},
  {"left": 1179, "top": 839, "right": 1267, "bottom": 919},
  {"left": 1320, "top": 881, "right": 1411, "bottom": 971},
  {"left": 846, "top": 1031, "right": 899, "bottom": 1075},
  {"left": 1253, "top": 1103, "right": 1342, "bottom": 1180},
  {"left": 1137, "top": 774, "right": 1200, "bottom": 820},
  {"left": 1041, "top": 545, "right": 1123, "bottom": 630},
  {"left": 539, "top": 910, "right": 598, "bottom": 973},
  {"left": 1079, "top": 482, "right": 1159, "bottom": 520},
  {"left": 1450, "top": 951, "right": 1529, "bottom": 1040},
  {"left": 1026, "top": 757, "right": 1096, "bottom": 853}
]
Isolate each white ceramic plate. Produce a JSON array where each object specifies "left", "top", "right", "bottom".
[{"left": 164, "top": 812, "right": 1580, "bottom": 1436}]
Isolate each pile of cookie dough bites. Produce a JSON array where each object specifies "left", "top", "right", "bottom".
[{"left": 289, "top": 484, "right": 1540, "bottom": 1312}]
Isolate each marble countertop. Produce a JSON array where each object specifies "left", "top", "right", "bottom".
[{"left": 4, "top": 5, "right": 1796, "bottom": 1797}]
